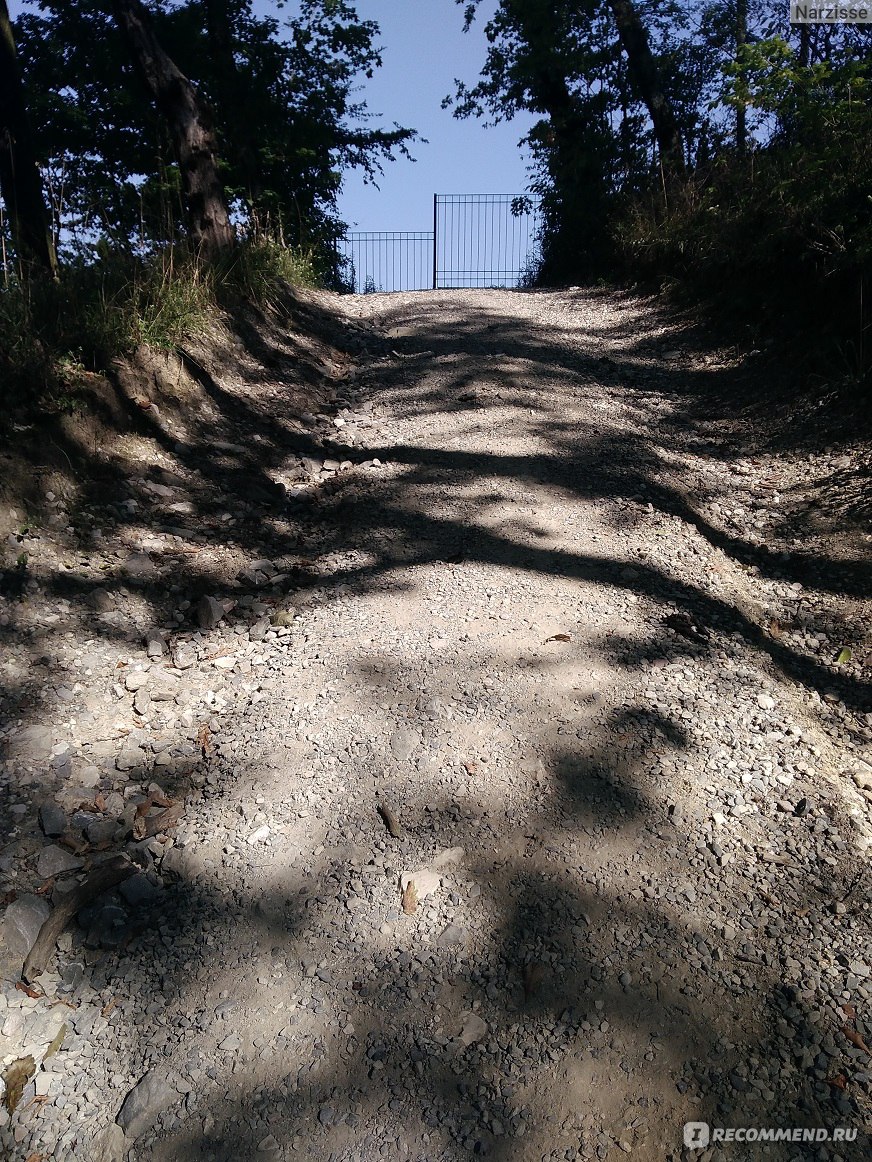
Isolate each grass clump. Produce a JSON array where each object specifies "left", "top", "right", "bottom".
[
  {"left": 0, "top": 239, "right": 320, "bottom": 413},
  {"left": 218, "top": 238, "right": 320, "bottom": 310}
]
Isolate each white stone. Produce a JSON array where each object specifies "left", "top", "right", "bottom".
[
  {"left": 116, "top": 1071, "right": 176, "bottom": 1139},
  {"left": 400, "top": 868, "right": 442, "bottom": 898},
  {"left": 458, "top": 1011, "right": 488, "bottom": 1046}
]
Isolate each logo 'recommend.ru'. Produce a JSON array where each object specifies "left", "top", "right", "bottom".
[{"left": 683, "top": 1122, "right": 710, "bottom": 1149}]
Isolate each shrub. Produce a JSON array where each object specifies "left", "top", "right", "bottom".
[{"left": 616, "top": 48, "right": 872, "bottom": 389}]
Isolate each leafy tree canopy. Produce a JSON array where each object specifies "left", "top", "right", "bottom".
[
  {"left": 447, "top": 0, "right": 872, "bottom": 281},
  {"left": 13, "top": 0, "right": 416, "bottom": 256}
]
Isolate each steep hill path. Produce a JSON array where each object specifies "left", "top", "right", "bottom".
[{"left": 0, "top": 288, "right": 870, "bottom": 1162}]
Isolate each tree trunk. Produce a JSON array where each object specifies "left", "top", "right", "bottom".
[
  {"left": 0, "top": 0, "right": 59, "bottom": 278},
  {"left": 798, "top": 23, "right": 811, "bottom": 69},
  {"left": 203, "top": 0, "right": 262, "bottom": 213},
  {"left": 512, "top": 5, "right": 614, "bottom": 275},
  {"left": 735, "top": 0, "right": 748, "bottom": 155},
  {"left": 113, "top": 0, "right": 234, "bottom": 256},
  {"left": 605, "top": 0, "right": 685, "bottom": 173}
]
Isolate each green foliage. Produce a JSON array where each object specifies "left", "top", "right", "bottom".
[
  {"left": 0, "top": 251, "right": 207, "bottom": 406},
  {"left": 0, "top": 239, "right": 320, "bottom": 410},
  {"left": 619, "top": 43, "right": 872, "bottom": 383},
  {"left": 447, "top": 0, "right": 697, "bottom": 278},
  {"left": 451, "top": 0, "right": 871, "bottom": 382},
  {"left": 12, "top": 0, "right": 415, "bottom": 257},
  {"left": 217, "top": 237, "right": 319, "bottom": 309},
  {"left": 130, "top": 253, "right": 217, "bottom": 350}
]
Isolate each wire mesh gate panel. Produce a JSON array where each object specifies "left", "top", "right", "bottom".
[
  {"left": 337, "top": 232, "right": 434, "bottom": 294},
  {"left": 336, "top": 195, "right": 542, "bottom": 293},
  {"left": 434, "top": 194, "right": 541, "bottom": 289}
]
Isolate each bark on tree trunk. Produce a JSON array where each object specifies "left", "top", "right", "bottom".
[
  {"left": 735, "top": 0, "right": 748, "bottom": 155},
  {"left": 113, "top": 0, "right": 234, "bottom": 256},
  {"left": 605, "top": 0, "right": 685, "bottom": 174},
  {"left": 203, "top": 0, "right": 262, "bottom": 213},
  {"left": 0, "top": 0, "right": 59, "bottom": 278}
]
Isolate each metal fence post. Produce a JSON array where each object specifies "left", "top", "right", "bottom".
[{"left": 432, "top": 194, "right": 438, "bottom": 290}]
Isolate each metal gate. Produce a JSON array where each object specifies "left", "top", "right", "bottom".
[
  {"left": 337, "top": 231, "right": 434, "bottom": 294},
  {"left": 337, "top": 194, "right": 541, "bottom": 293},
  {"left": 433, "top": 194, "right": 541, "bottom": 289}
]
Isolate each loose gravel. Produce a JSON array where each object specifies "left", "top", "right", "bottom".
[{"left": 0, "top": 287, "right": 869, "bottom": 1162}]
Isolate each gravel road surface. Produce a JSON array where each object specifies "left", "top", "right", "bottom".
[{"left": 1, "top": 288, "right": 869, "bottom": 1161}]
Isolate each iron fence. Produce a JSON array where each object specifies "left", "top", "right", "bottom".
[
  {"left": 433, "top": 193, "right": 541, "bottom": 289},
  {"left": 336, "top": 194, "right": 542, "bottom": 293},
  {"left": 336, "top": 231, "right": 434, "bottom": 294}
]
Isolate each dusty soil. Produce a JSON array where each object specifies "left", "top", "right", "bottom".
[{"left": 0, "top": 286, "right": 870, "bottom": 1162}]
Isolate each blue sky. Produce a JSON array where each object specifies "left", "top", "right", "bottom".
[
  {"left": 9, "top": 0, "right": 535, "bottom": 236},
  {"left": 321, "top": 1, "right": 535, "bottom": 232}
]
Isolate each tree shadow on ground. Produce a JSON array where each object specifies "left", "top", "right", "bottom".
[
  {"left": 42, "top": 682, "right": 860, "bottom": 1161},
  {"left": 1, "top": 287, "right": 870, "bottom": 1159}
]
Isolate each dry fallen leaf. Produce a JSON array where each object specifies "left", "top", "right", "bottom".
[
  {"left": 840, "top": 1003, "right": 857, "bottom": 1020},
  {"left": 59, "top": 832, "right": 89, "bottom": 855},
  {"left": 841, "top": 1025, "right": 870, "bottom": 1054},
  {"left": 545, "top": 633, "right": 572, "bottom": 643},
  {"left": 463, "top": 761, "right": 478, "bottom": 776},
  {"left": 197, "top": 723, "right": 212, "bottom": 755},
  {"left": 401, "top": 881, "right": 418, "bottom": 915},
  {"left": 24, "top": 1152, "right": 45, "bottom": 1162},
  {"left": 133, "top": 800, "right": 182, "bottom": 841},
  {"left": 760, "top": 852, "right": 796, "bottom": 868},
  {"left": 2, "top": 1056, "right": 36, "bottom": 1114},
  {"left": 768, "top": 619, "right": 784, "bottom": 638},
  {"left": 15, "top": 982, "right": 42, "bottom": 1000},
  {"left": 828, "top": 1074, "right": 848, "bottom": 1091},
  {"left": 377, "top": 803, "right": 401, "bottom": 838},
  {"left": 43, "top": 1024, "right": 67, "bottom": 1060},
  {"left": 131, "top": 814, "right": 150, "bottom": 841},
  {"left": 101, "top": 998, "right": 117, "bottom": 1018}
]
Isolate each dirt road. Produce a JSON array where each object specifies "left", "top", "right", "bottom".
[{"left": 1, "top": 288, "right": 869, "bottom": 1161}]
